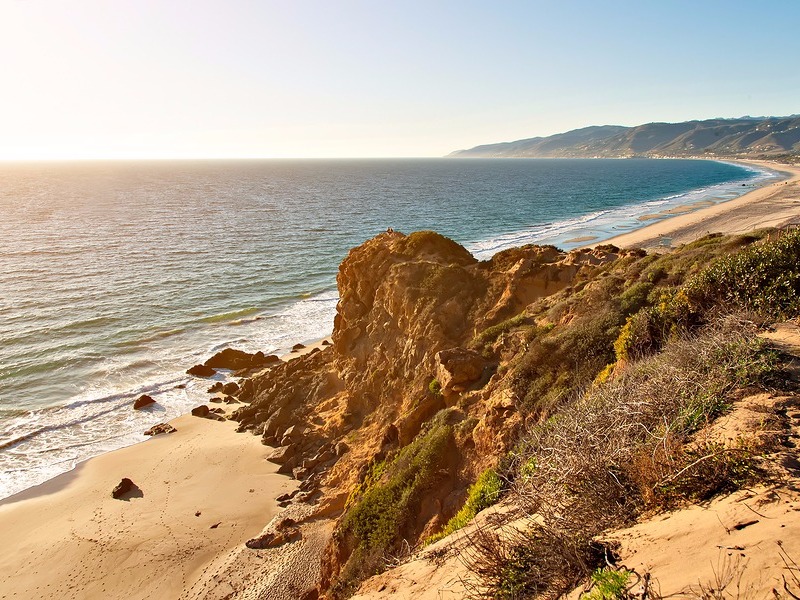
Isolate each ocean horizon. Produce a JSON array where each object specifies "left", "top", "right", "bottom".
[{"left": 0, "top": 157, "right": 780, "bottom": 499}]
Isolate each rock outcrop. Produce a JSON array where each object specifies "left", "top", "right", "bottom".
[
  {"left": 132, "top": 394, "right": 155, "bottom": 410},
  {"left": 144, "top": 423, "right": 176, "bottom": 436},
  {"left": 231, "top": 230, "right": 623, "bottom": 596},
  {"left": 204, "top": 348, "right": 280, "bottom": 371},
  {"left": 112, "top": 478, "right": 136, "bottom": 499},
  {"left": 187, "top": 364, "right": 215, "bottom": 377}
]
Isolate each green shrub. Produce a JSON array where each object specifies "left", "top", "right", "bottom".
[
  {"left": 584, "top": 568, "right": 631, "bottom": 600},
  {"left": 426, "top": 469, "right": 503, "bottom": 544},
  {"left": 618, "top": 281, "right": 653, "bottom": 316},
  {"left": 471, "top": 313, "right": 528, "bottom": 349},
  {"left": 428, "top": 378, "right": 442, "bottom": 396},
  {"left": 685, "top": 228, "right": 800, "bottom": 319},
  {"left": 335, "top": 413, "right": 454, "bottom": 595}
]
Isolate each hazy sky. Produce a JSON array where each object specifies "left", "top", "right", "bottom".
[{"left": 1, "top": 0, "right": 798, "bottom": 159}]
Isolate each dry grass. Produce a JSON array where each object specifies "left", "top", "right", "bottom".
[{"left": 465, "top": 316, "right": 779, "bottom": 599}]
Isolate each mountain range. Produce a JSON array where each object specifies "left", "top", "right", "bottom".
[{"left": 449, "top": 116, "right": 800, "bottom": 159}]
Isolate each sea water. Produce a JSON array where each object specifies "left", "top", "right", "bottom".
[{"left": 0, "top": 158, "right": 778, "bottom": 498}]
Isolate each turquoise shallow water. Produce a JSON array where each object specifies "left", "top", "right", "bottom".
[{"left": 0, "top": 158, "right": 777, "bottom": 498}]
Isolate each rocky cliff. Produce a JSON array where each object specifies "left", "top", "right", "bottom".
[{"left": 230, "top": 230, "right": 628, "bottom": 596}]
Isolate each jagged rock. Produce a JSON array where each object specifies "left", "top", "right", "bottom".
[
  {"left": 292, "top": 343, "right": 306, "bottom": 352},
  {"left": 205, "top": 348, "right": 280, "bottom": 371},
  {"left": 266, "top": 445, "right": 295, "bottom": 465},
  {"left": 209, "top": 407, "right": 225, "bottom": 414},
  {"left": 245, "top": 527, "right": 301, "bottom": 549},
  {"left": 191, "top": 405, "right": 210, "bottom": 417},
  {"left": 144, "top": 423, "right": 176, "bottom": 436},
  {"left": 435, "top": 348, "right": 487, "bottom": 394},
  {"left": 276, "top": 490, "right": 299, "bottom": 502},
  {"left": 207, "top": 382, "right": 224, "bottom": 393},
  {"left": 222, "top": 381, "right": 239, "bottom": 395},
  {"left": 112, "top": 478, "right": 135, "bottom": 499},
  {"left": 236, "top": 378, "right": 255, "bottom": 402},
  {"left": 187, "top": 364, "right": 216, "bottom": 377},
  {"left": 335, "top": 441, "right": 349, "bottom": 456},
  {"left": 221, "top": 394, "right": 238, "bottom": 404},
  {"left": 209, "top": 396, "right": 223, "bottom": 403},
  {"left": 133, "top": 394, "right": 155, "bottom": 410},
  {"left": 280, "top": 425, "right": 306, "bottom": 445},
  {"left": 321, "top": 339, "right": 331, "bottom": 346}
]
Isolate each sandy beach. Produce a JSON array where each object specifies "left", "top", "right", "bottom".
[
  {"left": 596, "top": 159, "right": 800, "bottom": 250},
  {"left": 0, "top": 337, "right": 334, "bottom": 599},
  {"left": 0, "top": 412, "right": 297, "bottom": 599}
]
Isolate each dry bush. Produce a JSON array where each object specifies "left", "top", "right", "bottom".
[
  {"left": 467, "top": 316, "right": 778, "bottom": 599},
  {"left": 460, "top": 521, "right": 605, "bottom": 600}
]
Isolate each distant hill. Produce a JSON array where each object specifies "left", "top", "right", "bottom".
[{"left": 449, "top": 116, "right": 800, "bottom": 159}]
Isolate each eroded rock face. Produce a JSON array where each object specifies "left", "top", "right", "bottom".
[
  {"left": 230, "top": 230, "right": 621, "bottom": 595},
  {"left": 435, "top": 348, "right": 487, "bottom": 395}
]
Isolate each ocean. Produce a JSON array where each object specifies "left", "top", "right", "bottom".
[{"left": 0, "top": 158, "right": 777, "bottom": 499}]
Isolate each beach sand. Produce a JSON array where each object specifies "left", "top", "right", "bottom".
[
  {"left": 596, "top": 159, "right": 800, "bottom": 250},
  {"left": 0, "top": 338, "right": 337, "bottom": 599},
  {"left": 0, "top": 404, "right": 294, "bottom": 599}
]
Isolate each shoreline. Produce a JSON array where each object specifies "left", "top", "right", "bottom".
[
  {"left": 2, "top": 157, "right": 799, "bottom": 598},
  {"left": 0, "top": 413, "right": 295, "bottom": 599},
  {"left": 591, "top": 159, "right": 800, "bottom": 249},
  {"left": 0, "top": 339, "right": 334, "bottom": 598}
]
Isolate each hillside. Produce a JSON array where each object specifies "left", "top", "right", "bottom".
[
  {"left": 173, "top": 225, "right": 800, "bottom": 599},
  {"left": 449, "top": 116, "right": 800, "bottom": 159}
]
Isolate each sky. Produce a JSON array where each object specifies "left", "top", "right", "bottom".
[{"left": 1, "top": 0, "right": 798, "bottom": 159}]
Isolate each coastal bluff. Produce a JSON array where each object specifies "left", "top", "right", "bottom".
[{"left": 229, "top": 230, "right": 629, "bottom": 597}]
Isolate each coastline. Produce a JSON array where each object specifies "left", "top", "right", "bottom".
[
  {"left": 0, "top": 338, "right": 331, "bottom": 599},
  {"left": 2, "top": 158, "right": 799, "bottom": 598},
  {"left": 593, "top": 159, "right": 800, "bottom": 250},
  {"left": 0, "top": 413, "right": 294, "bottom": 599}
]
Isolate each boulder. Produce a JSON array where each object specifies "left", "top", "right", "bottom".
[
  {"left": 266, "top": 445, "right": 295, "bottom": 465},
  {"left": 187, "top": 364, "right": 216, "bottom": 377},
  {"left": 207, "top": 382, "right": 224, "bottom": 393},
  {"left": 291, "top": 343, "right": 306, "bottom": 352},
  {"left": 245, "top": 528, "right": 301, "bottom": 549},
  {"left": 112, "top": 478, "right": 135, "bottom": 499},
  {"left": 205, "top": 348, "right": 254, "bottom": 370},
  {"left": 144, "top": 423, "right": 176, "bottom": 436},
  {"left": 434, "top": 347, "right": 487, "bottom": 393},
  {"left": 133, "top": 394, "right": 155, "bottom": 410},
  {"left": 204, "top": 349, "right": 281, "bottom": 371},
  {"left": 236, "top": 379, "right": 255, "bottom": 402},
  {"left": 191, "top": 405, "right": 210, "bottom": 418},
  {"left": 221, "top": 381, "right": 239, "bottom": 395},
  {"left": 251, "top": 351, "right": 281, "bottom": 367}
]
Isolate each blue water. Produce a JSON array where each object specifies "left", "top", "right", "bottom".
[{"left": 0, "top": 158, "right": 778, "bottom": 498}]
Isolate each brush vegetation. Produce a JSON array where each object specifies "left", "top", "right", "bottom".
[{"left": 333, "top": 228, "right": 800, "bottom": 598}]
